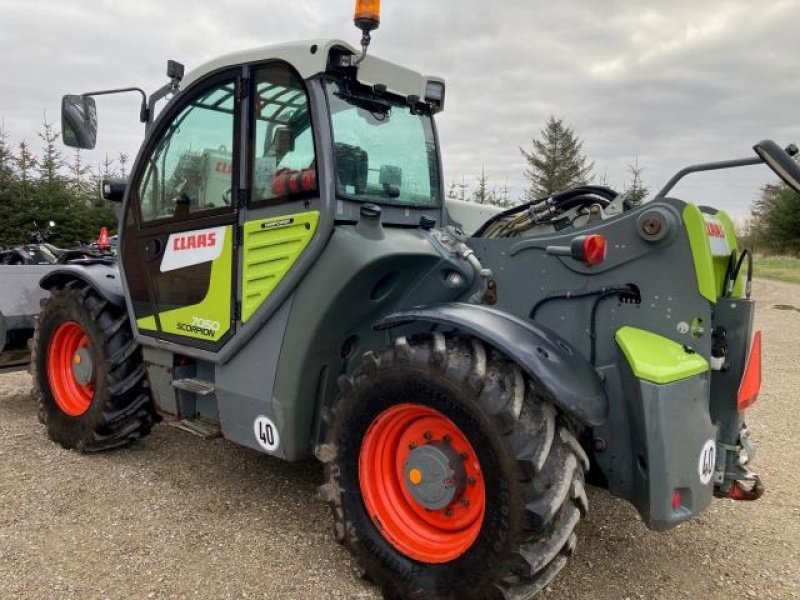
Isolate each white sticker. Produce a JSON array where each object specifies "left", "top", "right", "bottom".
[
  {"left": 160, "top": 226, "right": 226, "bottom": 272},
  {"left": 253, "top": 415, "right": 280, "bottom": 452},
  {"left": 702, "top": 215, "right": 730, "bottom": 257},
  {"left": 698, "top": 439, "right": 716, "bottom": 485}
]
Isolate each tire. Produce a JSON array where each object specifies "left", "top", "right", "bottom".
[
  {"left": 318, "top": 333, "right": 589, "bottom": 600},
  {"left": 32, "top": 279, "right": 158, "bottom": 452}
]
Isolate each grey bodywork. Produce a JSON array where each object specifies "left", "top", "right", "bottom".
[
  {"left": 0, "top": 265, "right": 54, "bottom": 370},
  {"left": 40, "top": 43, "right": 754, "bottom": 532},
  {"left": 0, "top": 265, "right": 55, "bottom": 336}
]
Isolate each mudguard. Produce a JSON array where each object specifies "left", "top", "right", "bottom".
[
  {"left": 375, "top": 303, "right": 607, "bottom": 426},
  {"left": 39, "top": 262, "right": 125, "bottom": 307}
]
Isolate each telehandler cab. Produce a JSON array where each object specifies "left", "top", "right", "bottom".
[{"left": 35, "top": 2, "right": 800, "bottom": 597}]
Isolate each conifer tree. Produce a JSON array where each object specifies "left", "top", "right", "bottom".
[
  {"left": 622, "top": 157, "right": 649, "bottom": 207},
  {"left": 520, "top": 116, "right": 594, "bottom": 199}
]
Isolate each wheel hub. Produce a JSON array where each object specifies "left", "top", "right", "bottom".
[
  {"left": 404, "top": 443, "right": 466, "bottom": 510},
  {"left": 46, "top": 320, "right": 95, "bottom": 417},
  {"left": 71, "top": 347, "right": 94, "bottom": 386},
  {"left": 358, "top": 403, "right": 486, "bottom": 564}
]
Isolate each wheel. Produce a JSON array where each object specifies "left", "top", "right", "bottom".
[
  {"left": 32, "top": 279, "right": 158, "bottom": 451},
  {"left": 319, "top": 333, "right": 589, "bottom": 600}
]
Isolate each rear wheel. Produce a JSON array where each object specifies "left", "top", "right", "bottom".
[
  {"left": 319, "top": 333, "right": 589, "bottom": 600},
  {"left": 32, "top": 280, "right": 158, "bottom": 451}
]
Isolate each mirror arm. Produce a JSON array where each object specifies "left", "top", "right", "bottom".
[
  {"left": 83, "top": 87, "right": 150, "bottom": 123},
  {"left": 147, "top": 82, "right": 177, "bottom": 129},
  {"left": 655, "top": 156, "right": 763, "bottom": 199}
]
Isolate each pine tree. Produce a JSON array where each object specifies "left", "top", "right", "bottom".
[
  {"left": 118, "top": 152, "right": 129, "bottom": 178},
  {"left": 520, "top": 116, "right": 594, "bottom": 199},
  {"left": 622, "top": 157, "right": 649, "bottom": 207},
  {"left": 14, "top": 141, "right": 37, "bottom": 202},
  {"left": 0, "top": 125, "right": 14, "bottom": 186},
  {"left": 0, "top": 126, "right": 18, "bottom": 243},
  {"left": 100, "top": 154, "right": 117, "bottom": 179},
  {"left": 37, "top": 116, "right": 64, "bottom": 187},
  {"left": 472, "top": 167, "right": 491, "bottom": 205},
  {"left": 499, "top": 178, "right": 511, "bottom": 207},
  {"left": 470, "top": 168, "right": 516, "bottom": 207},
  {"left": 68, "top": 148, "right": 94, "bottom": 203}
]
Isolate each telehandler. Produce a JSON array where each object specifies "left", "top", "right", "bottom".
[{"left": 34, "top": 2, "right": 798, "bottom": 597}]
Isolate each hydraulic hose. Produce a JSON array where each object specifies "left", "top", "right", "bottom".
[
  {"left": 732, "top": 249, "right": 754, "bottom": 299},
  {"left": 529, "top": 284, "right": 638, "bottom": 366},
  {"left": 722, "top": 249, "right": 754, "bottom": 299}
]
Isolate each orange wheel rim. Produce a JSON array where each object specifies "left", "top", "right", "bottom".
[
  {"left": 358, "top": 403, "right": 486, "bottom": 563},
  {"left": 47, "top": 321, "right": 94, "bottom": 417}
]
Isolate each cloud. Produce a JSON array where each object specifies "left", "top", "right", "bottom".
[{"left": 1, "top": 0, "right": 797, "bottom": 217}]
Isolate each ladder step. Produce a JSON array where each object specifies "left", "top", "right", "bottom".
[
  {"left": 169, "top": 418, "right": 221, "bottom": 439},
  {"left": 172, "top": 377, "right": 216, "bottom": 395}
]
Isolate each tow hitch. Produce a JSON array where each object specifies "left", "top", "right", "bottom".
[{"left": 714, "top": 428, "right": 765, "bottom": 501}]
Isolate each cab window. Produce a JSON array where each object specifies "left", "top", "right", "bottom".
[
  {"left": 138, "top": 81, "right": 236, "bottom": 222},
  {"left": 251, "top": 64, "right": 317, "bottom": 204}
]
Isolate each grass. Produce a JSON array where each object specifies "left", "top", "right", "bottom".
[{"left": 754, "top": 255, "right": 800, "bottom": 285}]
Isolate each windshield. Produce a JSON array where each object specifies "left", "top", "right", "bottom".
[{"left": 325, "top": 79, "right": 441, "bottom": 208}]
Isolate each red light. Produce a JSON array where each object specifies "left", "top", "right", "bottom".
[
  {"left": 737, "top": 331, "right": 762, "bottom": 411},
  {"left": 583, "top": 234, "right": 607, "bottom": 265},
  {"left": 97, "top": 226, "right": 110, "bottom": 250},
  {"left": 672, "top": 490, "right": 682, "bottom": 512}
]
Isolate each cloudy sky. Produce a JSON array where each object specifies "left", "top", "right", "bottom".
[{"left": 1, "top": 0, "right": 798, "bottom": 218}]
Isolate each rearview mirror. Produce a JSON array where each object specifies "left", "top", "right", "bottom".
[
  {"left": 61, "top": 94, "right": 98, "bottom": 149},
  {"left": 101, "top": 178, "right": 127, "bottom": 203},
  {"left": 754, "top": 140, "right": 800, "bottom": 194}
]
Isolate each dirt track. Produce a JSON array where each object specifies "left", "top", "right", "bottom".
[{"left": 1, "top": 280, "right": 798, "bottom": 599}]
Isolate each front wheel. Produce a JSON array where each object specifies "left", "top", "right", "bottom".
[
  {"left": 319, "top": 333, "right": 589, "bottom": 600},
  {"left": 32, "top": 280, "right": 158, "bottom": 452}
]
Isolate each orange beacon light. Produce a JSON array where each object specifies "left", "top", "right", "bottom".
[{"left": 354, "top": 0, "right": 381, "bottom": 31}]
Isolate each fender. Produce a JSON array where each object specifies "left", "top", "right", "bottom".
[
  {"left": 375, "top": 303, "right": 607, "bottom": 427},
  {"left": 39, "top": 262, "right": 125, "bottom": 308}
]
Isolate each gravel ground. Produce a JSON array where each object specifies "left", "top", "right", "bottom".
[{"left": 1, "top": 279, "right": 798, "bottom": 599}]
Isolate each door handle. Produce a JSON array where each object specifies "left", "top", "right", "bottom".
[{"left": 144, "top": 239, "right": 163, "bottom": 259}]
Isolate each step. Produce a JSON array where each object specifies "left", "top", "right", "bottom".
[
  {"left": 172, "top": 377, "right": 215, "bottom": 395},
  {"left": 168, "top": 418, "right": 221, "bottom": 439}
]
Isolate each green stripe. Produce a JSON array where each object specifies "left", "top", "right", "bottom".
[
  {"left": 682, "top": 205, "right": 742, "bottom": 302},
  {"left": 616, "top": 326, "right": 709, "bottom": 384},
  {"left": 241, "top": 211, "right": 319, "bottom": 322}
]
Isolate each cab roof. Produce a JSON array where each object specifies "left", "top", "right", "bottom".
[{"left": 180, "top": 39, "right": 444, "bottom": 105}]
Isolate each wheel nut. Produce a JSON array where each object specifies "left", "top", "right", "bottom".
[
  {"left": 467, "top": 476, "right": 477, "bottom": 485},
  {"left": 408, "top": 443, "right": 417, "bottom": 451},
  {"left": 444, "top": 507, "right": 454, "bottom": 517},
  {"left": 460, "top": 451, "right": 469, "bottom": 460},
  {"left": 423, "top": 431, "right": 433, "bottom": 441},
  {"left": 442, "top": 434, "right": 452, "bottom": 444},
  {"left": 460, "top": 497, "right": 470, "bottom": 507}
]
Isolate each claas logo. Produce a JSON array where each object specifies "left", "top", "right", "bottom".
[
  {"left": 215, "top": 161, "right": 233, "bottom": 174},
  {"left": 705, "top": 221, "right": 725, "bottom": 239},
  {"left": 173, "top": 232, "right": 217, "bottom": 251}
]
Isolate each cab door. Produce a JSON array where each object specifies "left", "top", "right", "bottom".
[
  {"left": 122, "top": 70, "right": 242, "bottom": 349},
  {"left": 238, "top": 62, "right": 322, "bottom": 323}
]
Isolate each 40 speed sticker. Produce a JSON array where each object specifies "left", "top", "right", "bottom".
[
  {"left": 698, "top": 439, "right": 716, "bottom": 485},
  {"left": 254, "top": 416, "right": 280, "bottom": 452}
]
